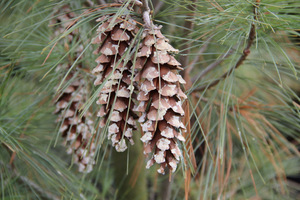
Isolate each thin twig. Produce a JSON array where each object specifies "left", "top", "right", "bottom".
[
  {"left": 193, "top": 2, "right": 259, "bottom": 92},
  {"left": 18, "top": 176, "right": 60, "bottom": 200},
  {"left": 185, "top": 37, "right": 212, "bottom": 76},
  {"left": 191, "top": 47, "right": 234, "bottom": 82}
]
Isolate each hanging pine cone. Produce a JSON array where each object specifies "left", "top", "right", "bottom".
[
  {"left": 49, "top": 5, "right": 83, "bottom": 57},
  {"left": 133, "top": 27, "right": 187, "bottom": 174},
  {"left": 50, "top": 5, "right": 76, "bottom": 37},
  {"left": 54, "top": 74, "right": 96, "bottom": 173},
  {"left": 92, "top": 14, "right": 139, "bottom": 152},
  {"left": 52, "top": 5, "right": 96, "bottom": 173}
]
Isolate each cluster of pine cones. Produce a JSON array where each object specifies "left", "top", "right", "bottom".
[{"left": 53, "top": 4, "right": 187, "bottom": 174}]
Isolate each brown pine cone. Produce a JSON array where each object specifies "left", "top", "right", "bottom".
[
  {"left": 54, "top": 74, "right": 96, "bottom": 173},
  {"left": 92, "top": 14, "right": 139, "bottom": 152},
  {"left": 52, "top": 5, "right": 96, "bottom": 173},
  {"left": 50, "top": 5, "right": 77, "bottom": 39},
  {"left": 134, "top": 28, "right": 187, "bottom": 174},
  {"left": 49, "top": 5, "right": 83, "bottom": 57}
]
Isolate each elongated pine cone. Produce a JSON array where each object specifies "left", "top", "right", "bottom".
[
  {"left": 134, "top": 27, "right": 187, "bottom": 174},
  {"left": 52, "top": 5, "right": 96, "bottom": 173},
  {"left": 49, "top": 5, "right": 83, "bottom": 57},
  {"left": 92, "top": 14, "right": 139, "bottom": 152},
  {"left": 54, "top": 75, "right": 96, "bottom": 173}
]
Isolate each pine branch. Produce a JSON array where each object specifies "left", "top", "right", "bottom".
[{"left": 193, "top": 2, "right": 259, "bottom": 92}]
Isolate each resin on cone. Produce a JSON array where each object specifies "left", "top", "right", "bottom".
[
  {"left": 92, "top": 14, "right": 139, "bottom": 152},
  {"left": 134, "top": 27, "right": 187, "bottom": 174}
]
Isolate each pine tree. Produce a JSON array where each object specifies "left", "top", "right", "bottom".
[{"left": 0, "top": 0, "right": 299, "bottom": 199}]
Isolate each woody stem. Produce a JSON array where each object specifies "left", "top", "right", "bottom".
[{"left": 142, "top": 0, "right": 153, "bottom": 28}]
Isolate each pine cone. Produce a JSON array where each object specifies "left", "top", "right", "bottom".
[
  {"left": 49, "top": 5, "right": 83, "bottom": 57},
  {"left": 52, "top": 5, "right": 96, "bottom": 173},
  {"left": 50, "top": 5, "right": 77, "bottom": 39},
  {"left": 55, "top": 76, "right": 96, "bottom": 173},
  {"left": 134, "top": 28, "right": 187, "bottom": 174},
  {"left": 92, "top": 15, "right": 139, "bottom": 152}
]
